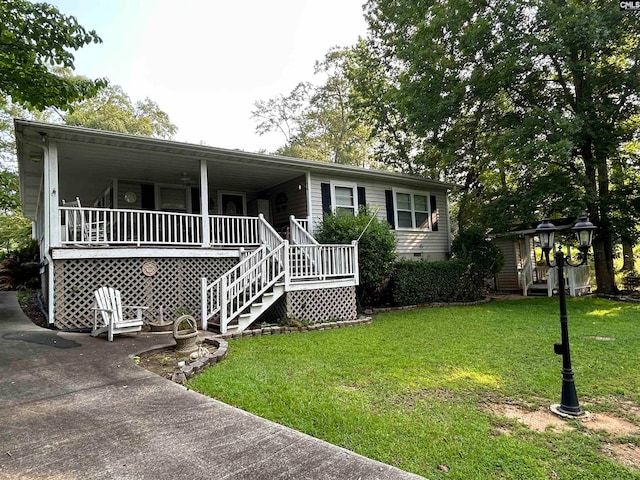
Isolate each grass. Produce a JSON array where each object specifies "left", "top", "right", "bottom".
[{"left": 188, "top": 297, "right": 640, "bottom": 479}]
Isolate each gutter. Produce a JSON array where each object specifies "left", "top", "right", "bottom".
[{"left": 15, "top": 119, "right": 462, "bottom": 191}]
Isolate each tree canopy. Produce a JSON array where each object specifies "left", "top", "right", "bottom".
[
  {"left": 0, "top": 0, "right": 107, "bottom": 110},
  {"left": 252, "top": 48, "right": 372, "bottom": 166},
  {"left": 350, "top": 0, "right": 640, "bottom": 293},
  {"left": 64, "top": 84, "right": 177, "bottom": 139}
]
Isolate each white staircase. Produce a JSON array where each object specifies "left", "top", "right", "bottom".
[
  {"left": 235, "top": 283, "right": 285, "bottom": 332},
  {"left": 201, "top": 215, "right": 359, "bottom": 334}
]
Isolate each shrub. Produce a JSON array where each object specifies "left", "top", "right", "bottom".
[
  {"left": 390, "top": 259, "right": 484, "bottom": 305},
  {"left": 451, "top": 226, "right": 504, "bottom": 278},
  {"left": 315, "top": 208, "right": 396, "bottom": 307},
  {"left": 0, "top": 240, "right": 40, "bottom": 291}
]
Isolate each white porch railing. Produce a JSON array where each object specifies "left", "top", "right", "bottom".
[
  {"left": 59, "top": 207, "right": 285, "bottom": 248},
  {"left": 289, "top": 215, "right": 318, "bottom": 245},
  {"left": 210, "top": 215, "right": 260, "bottom": 246},
  {"left": 546, "top": 264, "right": 590, "bottom": 297},
  {"left": 201, "top": 245, "right": 269, "bottom": 330},
  {"left": 289, "top": 242, "right": 358, "bottom": 282},
  {"left": 60, "top": 206, "right": 203, "bottom": 246}
]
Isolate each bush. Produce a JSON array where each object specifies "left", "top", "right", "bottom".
[
  {"left": 390, "top": 259, "right": 484, "bottom": 305},
  {"left": 0, "top": 240, "right": 40, "bottom": 291},
  {"left": 451, "top": 226, "right": 504, "bottom": 278},
  {"left": 315, "top": 208, "right": 396, "bottom": 306}
]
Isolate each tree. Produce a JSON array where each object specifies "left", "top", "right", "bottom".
[
  {"left": 315, "top": 208, "right": 396, "bottom": 306},
  {"left": 0, "top": 170, "right": 31, "bottom": 251},
  {"left": 64, "top": 84, "right": 177, "bottom": 139},
  {"left": 451, "top": 226, "right": 504, "bottom": 280},
  {"left": 0, "top": 0, "right": 107, "bottom": 110},
  {"left": 252, "top": 82, "right": 311, "bottom": 146},
  {"left": 252, "top": 49, "right": 373, "bottom": 166},
  {"left": 352, "top": 0, "right": 640, "bottom": 294}
]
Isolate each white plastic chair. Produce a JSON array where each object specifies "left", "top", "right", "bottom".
[{"left": 91, "top": 287, "right": 147, "bottom": 341}]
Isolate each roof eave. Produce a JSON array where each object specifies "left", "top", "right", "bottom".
[{"left": 14, "top": 119, "right": 461, "bottom": 191}]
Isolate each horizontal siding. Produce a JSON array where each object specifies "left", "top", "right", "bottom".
[
  {"left": 310, "top": 173, "right": 451, "bottom": 258},
  {"left": 262, "top": 175, "right": 307, "bottom": 228},
  {"left": 493, "top": 238, "right": 519, "bottom": 290}
]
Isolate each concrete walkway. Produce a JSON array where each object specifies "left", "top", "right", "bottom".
[{"left": 0, "top": 292, "right": 424, "bottom": 480}]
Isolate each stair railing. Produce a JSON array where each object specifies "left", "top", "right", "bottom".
[
  {"left": 201, "top": 245, "right": 266, "bottom": 330},
  {"left": 223, "top": 241, "right": 287, "bottom": 332},
  {"left": 258, "top": 213, "right": 283, "bottom": 251},
  {"left": 521, "top": 256, "right": 534, "bottom": 296},
  {"left": 289, "top": 215, "right": 319, "bottom": 245},
  {"left": 202, "top": 241, "right": 288, "bottom": 333}
]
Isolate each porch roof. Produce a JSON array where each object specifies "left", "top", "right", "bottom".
[
  {"left": 15, "top": 119, "right": 459, "bottom": 219},
  {"left": 493, "top": 217, "right": 580, "bottom": 238}
]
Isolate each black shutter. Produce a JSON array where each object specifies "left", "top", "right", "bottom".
[
  {"left": 385, "top": 190, "right": 395, "bottom": 229},
  {"left": 321, "top": 183, "right": 331, "bottom": 215},
  {"left": 191, "top": 187, "right": 201, "bottom": 214},
  {"left": 430, "top": 194, "right": 438, "bottom": 231},
  {"left": 141, "top": 183, "right": 155, "bottom": 210},
  {"left": 357, "top": 186, "right": 366, "bottom": 211}
]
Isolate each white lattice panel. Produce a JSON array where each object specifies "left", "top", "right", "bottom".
[
  {"left": 286, "top": 286, "right": 356, "bottom": 323},
  {"left": 53, "top": 257, "right": 237, "bottom": 330}
]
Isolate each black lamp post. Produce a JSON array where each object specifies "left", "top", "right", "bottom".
[{"left": 536, "top": 213, "right": 597, "bottom": 417}]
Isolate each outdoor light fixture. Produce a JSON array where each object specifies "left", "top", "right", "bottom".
[
  {"left": 29, "top": 152, "right": 43, "bottom": 162},
  {"left": 536, "top": 213, "right": 596, "bottom": 417}
]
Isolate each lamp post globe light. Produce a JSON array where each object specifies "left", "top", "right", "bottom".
[{"left": 535, "top": 213, "right": 597, "bottom": 417}]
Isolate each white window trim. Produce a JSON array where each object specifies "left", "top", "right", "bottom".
[
  {"left": 392, "top": 188, "right": 432, "bottom": 231},
  {"left": 330, "top": 181, "right": 358, "bottom": 216}
]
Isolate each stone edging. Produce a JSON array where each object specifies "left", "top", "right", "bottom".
[
  {"left": 168, "top": 317, "right": 372, "bottom": 384},
  {"left": 367, "top": 296, "right": 491, "bottom": 314},
  {"left": 596, "top": 293, "right": 640, "bottom": 304}
]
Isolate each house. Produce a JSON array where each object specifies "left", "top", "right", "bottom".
[
  {"left": 15, "top": 119, "right": 456, "bottom": 333},
  {"left": 492, "top": 219, "right": 591, "bottom": 297}
]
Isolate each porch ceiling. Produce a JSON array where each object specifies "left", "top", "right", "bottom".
[
  {"left": 56, "top": 141, "right": 304, "bottom": 196},
  {"left": 16, "top": 119, "right": 460, "bottom": 219},
  {"left": 16, "top": 124, "right": 306, "bottom": 218}
]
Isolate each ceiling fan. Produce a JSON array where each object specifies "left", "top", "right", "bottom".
[{"left": 180, "top": 171, "right": 193, "bottom": 186}]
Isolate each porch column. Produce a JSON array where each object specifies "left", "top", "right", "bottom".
[
  {"left": 45, "top": 140, "right": 60, "bottom": 248},
  {"left": 305, "top": 170, "right": 313, "bottom": 234},
  {"left": 200, "top": 159, "right": 210, "bottom": 246}
]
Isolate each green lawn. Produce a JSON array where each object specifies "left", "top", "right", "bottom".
[{"left": 189, "top": 297, "right": 640, "bottom": 479}]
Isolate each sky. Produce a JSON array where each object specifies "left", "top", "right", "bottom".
[{"left": 48, "top": 0, "right": 369, "bottom": 153}]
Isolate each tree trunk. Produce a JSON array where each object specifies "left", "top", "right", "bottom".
[
  {"left": 583, "top": 147, "right": 618, "bottom": 294},
  {"left": 590, "top": 197, "right": 618, "bottom": 294},
  {"left": 622, "top": 242, "right": 635, "bottom": 271}
]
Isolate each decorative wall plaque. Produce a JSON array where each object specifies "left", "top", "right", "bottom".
[{"left": 141, "top": 260, "right": 158, "bottom": 277}]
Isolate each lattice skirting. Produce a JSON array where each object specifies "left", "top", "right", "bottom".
[
  {"left": 285, "top": 286, "right": 357, "bottom": 323},
  {"left": 53, "top": 257, "right": 237, "bottom": 330}
]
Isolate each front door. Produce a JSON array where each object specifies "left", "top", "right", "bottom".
[{"left": 219, "top": 192, "right": 246, "bottom": 216}]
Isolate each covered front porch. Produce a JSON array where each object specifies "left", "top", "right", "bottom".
[
  {"left": 16, "top": 121, "right": 358, "bottom": 331},
  {"left": 493, "top": 225, "right": 591, "bottom": 297}
]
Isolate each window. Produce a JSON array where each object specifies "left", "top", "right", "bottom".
[
  {"left": 330, "top": 182, "right": 357, "bottom": 216},
  {"left": 160, "top": 187, "right": 187, "bottom": 212},
  {"left": 394, "top": 190, "right": 431, "bottom": 230}
]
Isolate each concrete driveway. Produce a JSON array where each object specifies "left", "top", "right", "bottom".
[{"left": 0, "top": 292, "right": 424, "bottom": 480}]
